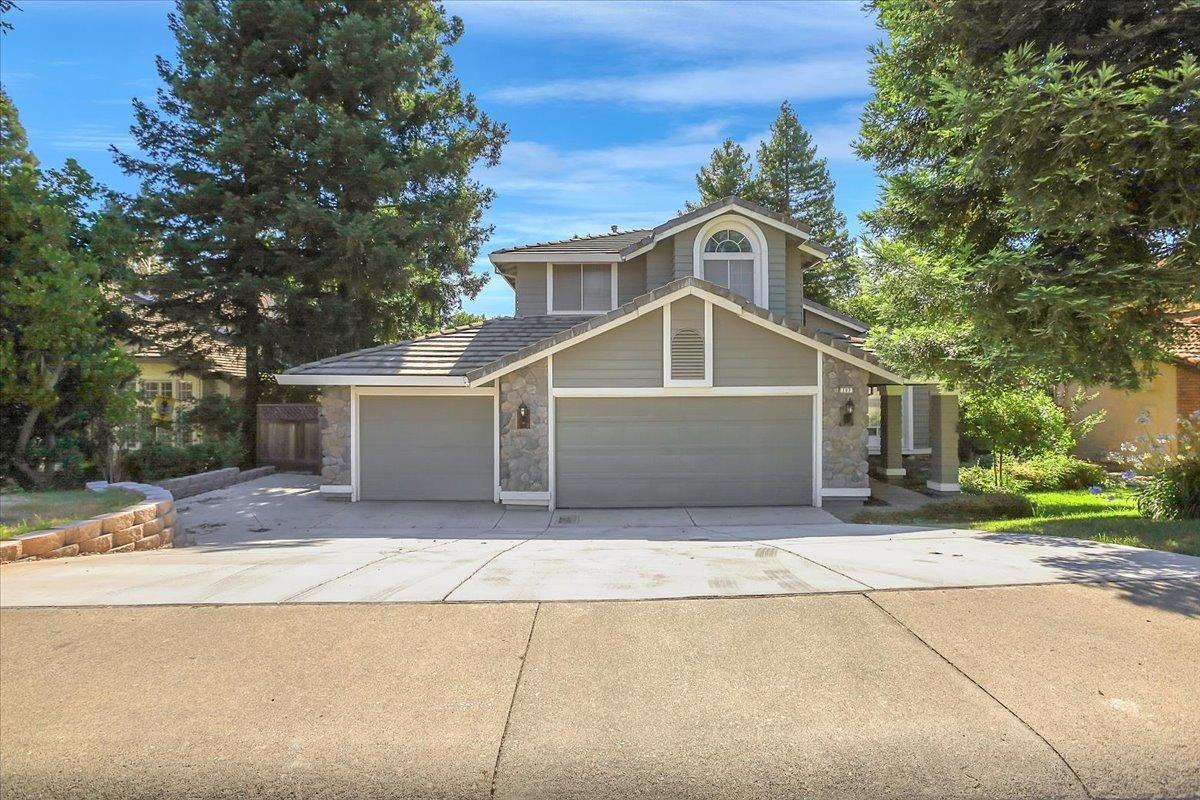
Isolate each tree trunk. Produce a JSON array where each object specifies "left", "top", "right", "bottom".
[{"left": 242, "top": 336, "right": 260, "bottom": 468}]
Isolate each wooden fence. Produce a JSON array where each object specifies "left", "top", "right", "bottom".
[{"left": 256, "top": 403, "right": 320, "bottom": 473}]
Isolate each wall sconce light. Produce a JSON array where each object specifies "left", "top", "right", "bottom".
[
  {"left": 841, "top": 398, "right": 855, "bottom": 426},
  {"left": 517, "top": 402, "right": 531, "bottom": 429}
]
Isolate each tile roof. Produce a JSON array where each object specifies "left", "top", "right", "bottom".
[
  {"left": 1172, "top": 322, "right": 1200, "bottom": 368},
  {"left": 491, "top": 229, "right": 651, "bottom": 255},
  {"left": 128, "top": 296, "right": 246, "bottom": 378},
  {"left": 465, "top": 276, "right": 903, "bottom": 384},
  {"left": 281, "top": 315, "right": 594, "bottom": 377}
]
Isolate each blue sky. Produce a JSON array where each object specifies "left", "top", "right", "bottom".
[{"left": 2, "top": 0, "right": 882, "bottom": 317}]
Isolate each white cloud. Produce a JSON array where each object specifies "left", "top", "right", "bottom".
[
  {"left": 49, "top": 125, "right": 136, "bottom": 153},
  {"left": 448, "top": 0, "right": 875, "bottom": 56},
  {"left": 489, "top": 58, "right": 869, "bottom": 107}
]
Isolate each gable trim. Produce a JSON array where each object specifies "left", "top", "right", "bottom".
[
  {"left": 803, "top": 301, "right": 868, "bottom": 334},
  {"left": 466, "top": 282, "right": 908, "bottom": 387}
]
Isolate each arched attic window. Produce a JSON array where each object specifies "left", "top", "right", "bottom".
[{"left": 701, "top": 229, "right": 756, "bottom": 300}]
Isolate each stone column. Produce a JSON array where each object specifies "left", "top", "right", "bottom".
[
  {"left": 927, "top": 389, "right": 961, "bottom": 493},
  {"left": 878, "top": 385, "right": 905, "bottom": 478}
]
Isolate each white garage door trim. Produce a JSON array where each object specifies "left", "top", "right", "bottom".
[{"left": 351, "top": 386, "right": 497, "bottom": 502}]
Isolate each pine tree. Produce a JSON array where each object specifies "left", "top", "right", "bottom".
[
  {"left": 753, "top": 101, "right": 857, "bottom": 304},
  {"left": 687, "top": 138, "right": 754, "bottom": 209},
  {"left": 116, "top": 0, "right": 507, "bottom": 463},
  {"left": 856, "top": 0, "right": 1200, "bottom": 389}
]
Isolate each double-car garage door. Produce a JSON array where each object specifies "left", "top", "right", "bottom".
[
  {"left": 357, "top": 394, "right": 814, "bottom": 506},
  {"left": 556, "top": 396, "right": 814, "bottom": 507}
]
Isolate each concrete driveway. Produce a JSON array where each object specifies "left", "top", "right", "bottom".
[{"left": 1, "top": 472, "right": 1198, "bottom": 606}]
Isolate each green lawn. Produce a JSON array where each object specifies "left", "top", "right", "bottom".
[
  {"left": 0, "top": 488, "right": 143, "bottom": 539},
  {"left": 856, "top": 488, "right": 1199, "bottom": 557}
]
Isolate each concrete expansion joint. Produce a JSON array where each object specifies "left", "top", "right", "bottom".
[
  {"left": 861, "top": 593, "right": 1094, "bottom": 800},
  {"left": 491, "top": 602, "right": 541, "bottom": 799}
]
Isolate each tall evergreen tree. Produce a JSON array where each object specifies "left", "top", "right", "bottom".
[
  {"left": 752, "top": 101, "right": 858, "bottom": 304},
  {"left": 116, "top": 0, "right": 507, "bottom": 463},
  {"left": 856, "top": 0, "right": 1199, "bottom": 390},
  {"left": 687, "top": 138, "right": 754, "bottom": 209}
]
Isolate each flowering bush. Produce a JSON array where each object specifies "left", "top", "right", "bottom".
[{"left": 1111, "top": 411, "right": 1200, "bottom": 520}]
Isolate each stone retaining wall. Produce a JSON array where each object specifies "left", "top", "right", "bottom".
[
  {"left": 158, "top": 465, "right": 275, "bottom": 500},
  {"left": 1, "top": 482, "right": 178, "bottom": 564}
]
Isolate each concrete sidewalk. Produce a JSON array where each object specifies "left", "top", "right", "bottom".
[{"left": 2, "top": 582, "right": 1196, "bottom": 799}]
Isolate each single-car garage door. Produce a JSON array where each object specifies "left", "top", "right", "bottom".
[
  {"left": 358, "top": 395, "right": 492, "bottom": 501},
  {"left": 556, "top": 396, "right": 813, "bottom": 507}
]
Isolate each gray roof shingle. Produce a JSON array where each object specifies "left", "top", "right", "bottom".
[{"left": 281, "top": 315, "right": 594, "bottom": 377}]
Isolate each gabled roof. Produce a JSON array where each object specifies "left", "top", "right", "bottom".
[
  {"left": 278, "top": 315, "right": 592, "bottom": 380},
  {"left": 802, "top": 298, "right": 869, "bottom": 334},
  {"left": 277, "top": 279, "right": 911, "bottom": 387},
  {"left": 127, "top": 295, "right": 246, "bottom": 378},
  {"left": 465, "top": 277, "right": 904, "bottom": 385},
  {"left": 489, "top": 196, "right": 831, "bottom": 264}
]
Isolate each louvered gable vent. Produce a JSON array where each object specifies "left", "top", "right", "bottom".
[{"left": 671, "top": 328, "right": 705, "bottom": 380}]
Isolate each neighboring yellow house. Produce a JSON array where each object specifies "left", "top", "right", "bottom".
[
  {"left": 1073, "top": 312, "right": 1200, "bottom": 461},
  {"left": 126, "top": 294, "right": 246, "bottom": 427}
]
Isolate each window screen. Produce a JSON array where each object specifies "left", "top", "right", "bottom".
[
  {"left": 703, "top": 258, "right": 754, "bottom": 300},
  {"left": 552, "top": 264, "right": 612, "bottom": 311}
]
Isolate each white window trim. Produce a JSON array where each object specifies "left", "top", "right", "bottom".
[
  {"left": 546, "top": 262, "right": 619, "bottom": 315},
  {"left": 662, "top": 300, "right": 713, "bottom": 388},
  {"left": 691, "top": 215, "right": 769, "bottom": 308}
]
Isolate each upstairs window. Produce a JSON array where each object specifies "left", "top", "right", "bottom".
[
  {"left": 549, "top": 263, "right": 615, "bottom": 313},
  {"left": 700, "top": 227, "right": 758, "bottom": 302}
]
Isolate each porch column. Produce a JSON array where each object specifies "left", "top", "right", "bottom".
[
  {"left": 878, "top": 385, "right": 905, "bottom": 477},
  {"left": 927, "top": 389, "right": 961, "bottom": 493}
]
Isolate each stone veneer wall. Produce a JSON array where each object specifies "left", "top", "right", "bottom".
[
  {"left": 320, "top": 386, "right": 352, "bottom": 486},
  {"left": 499, "top": 362, "right": 549, "bottom": 493},
  {"left": 822, "top": 357, "right": 870, "bottom": 490},
  {"left": 0, "top": 481, "right": 179, "bottom": 564}
]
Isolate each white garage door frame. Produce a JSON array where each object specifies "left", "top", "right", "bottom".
[
  {"left": 350, "top": 385, "right": 499, "bottom": 503},
  {"left": 546, "top": 350, "right": 826, "bottom": 508}
]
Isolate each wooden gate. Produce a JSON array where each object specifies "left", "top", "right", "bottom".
[{"left": 257, "top": 403, "right": 320, "bottom": 473}]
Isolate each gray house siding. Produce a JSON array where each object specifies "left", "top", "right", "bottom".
[
  {"left": 618, "top": 255, "right": 647, "bottom": 305},
  {"left": 514, "top": 263, "right": 547, "bottom": 316},
  {"left": 785, "top": 247, "right": 805, "bottom": 321},
  {"left": 764, "top": 226, "right": 786, "bottom": 317},
  {"left": 672, "top": 226, "right": 699, "bottom": 280},
  {"left": 645, "top": 240, "right": 674, "bottom": 293},
  {"left": 552, "top": 308, "right": 663, "bottom": 388},
  {"left": 713, "top": 308, "right": 818, "bottom": 386}
]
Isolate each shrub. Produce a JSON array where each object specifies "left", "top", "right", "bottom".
[
  {"left": 910, "top": 492, "right": 1034, "bottom": 522},
  {"left": 1137, "top": 458, "right": 1200, "bottom": 521},
  {"left": 961, "top": 454, "right": 1106, "bottom": 493},
  {"left": 123, "top": 439, "right": 241, "bottom": 482},
  {"left": 177, "top": 395, "right": 244, "bottom": 441}
]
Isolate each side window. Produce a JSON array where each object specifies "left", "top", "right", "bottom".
[{"left": 550, "top": 263, "right": 614, "bottom": 313}]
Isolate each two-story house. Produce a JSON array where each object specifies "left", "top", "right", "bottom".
[{"left": 277, "top": 197, "right": 959, "bottom": 508}]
